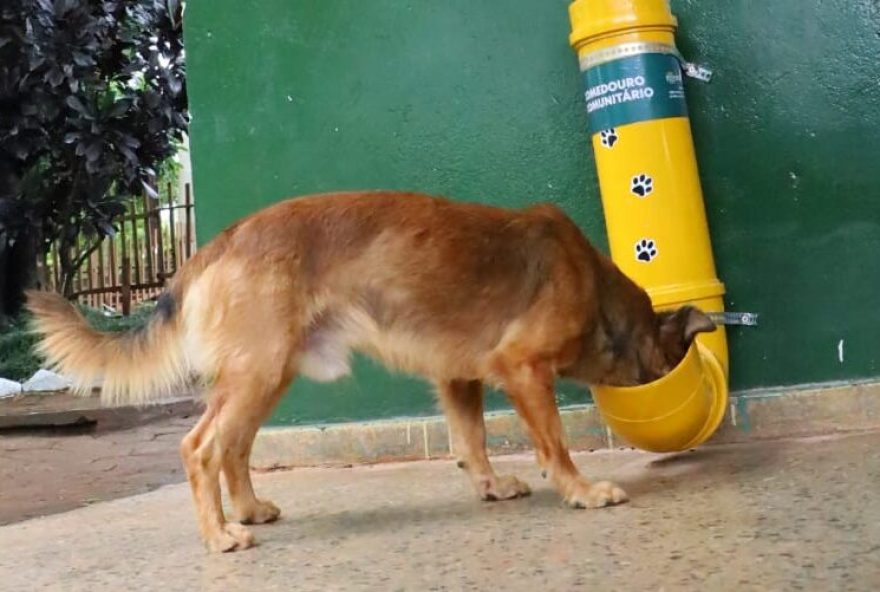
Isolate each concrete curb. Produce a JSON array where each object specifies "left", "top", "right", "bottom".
[
  {"left": 0, "top": 391, "right": 200, "bottom": 431},
  {"left": 251, "top": 380, "right": 880, "bottom": 469}
]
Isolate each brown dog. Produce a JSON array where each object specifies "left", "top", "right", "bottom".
[{"left": 28, "top": 191, "right": 715, "bottom": 552}]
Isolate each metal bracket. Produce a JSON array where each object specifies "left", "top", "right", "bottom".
[
  {"left": 680, "top": 60, "right": 713, "bottom": 82},
  {"left": 707, "top": 312, "right": 759, "bottom": 327},
  {"left": 671, "top": 48, "right": 713, "bottom": 82}
]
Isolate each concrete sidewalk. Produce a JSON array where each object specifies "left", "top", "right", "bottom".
[{"left": 2, "top": 432, "right": 878, "bottom": 591}]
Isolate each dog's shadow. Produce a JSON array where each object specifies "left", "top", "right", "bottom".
[
  {"left": 269, "top": 489, "right": 562, "bottom": 542},
  {"left": 610, "top": 440, "right": 784, "bottom": 500},
  {"left": 255, "top": 442, "right": 781, "bottom": 544}
]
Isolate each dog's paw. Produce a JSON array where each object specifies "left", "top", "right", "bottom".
[
  {"left": 206, "top": 522, "right": 256, "bottom": 553},
  {"left": 631, "top": 173, "right": 654, "bottom": 197},
  {"left": 479, "top": 474, "right": 531, "bottom": 501},
  {"left": 566, "top": 480, "right": 628, "bottom": 509},
  {"left": 236, "top": 499, "right": 281, "bottom": 525}
]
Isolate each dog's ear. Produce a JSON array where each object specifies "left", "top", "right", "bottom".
[{"left": 658, "top": 306, "right": 716, "bottom": 349}]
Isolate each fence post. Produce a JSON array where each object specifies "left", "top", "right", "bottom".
[
  {"left": 52, "top": 242, "right": 61, "bottom": 290},
  {"left": 129, "top": 201, "right": 141, "bottom": 284},
  {"left": 155, "top": 192, "right": 166, "bottom": 282},
  {"left": 167, "top": 182, "right": 177, "bottom": 274},
  {"left": 121, "top": 256, "right": 131, "bottom": 316},
  {"left": 96, "top": 242, "right": 105, "bottom": 310},
  {"left": 142, "top": 193, "right": 155, "bottom": 283},
  {"left": 184, "top": 183, "right": 193, "bottom": 259}
]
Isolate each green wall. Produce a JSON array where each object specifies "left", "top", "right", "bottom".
[{"left": 184, "top": 1, "right": 880, "bottom": 425}]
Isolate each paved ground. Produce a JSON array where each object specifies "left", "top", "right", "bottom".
[
  {"left": 0, "top": 405, "right": 196, "bottom": 524},
  {"left": 1, "top": 430, "right": 878, "bottom": 591}
]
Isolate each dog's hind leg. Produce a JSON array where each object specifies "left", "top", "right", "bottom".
[
  {"left": 180, "top": 388, "right": 255, "bottom": 553},
  {"left": 181, "top": 365, "right": 293, "bottom": 552},
  {"left": 437, "top": 379, "right": 531, "bottom": 501},
  {"left": 220, "top": 378, "right": 291, "bottom": 525}
]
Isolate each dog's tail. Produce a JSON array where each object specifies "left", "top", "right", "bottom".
[{"left": 26, "top": 289, "right": 191, "bottom": 406}]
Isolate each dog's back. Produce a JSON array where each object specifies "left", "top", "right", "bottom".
[{"left": 228, "top": 192, "right": 598, "bottom": 382}]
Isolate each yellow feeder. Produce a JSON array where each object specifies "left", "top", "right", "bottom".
[
  {"left": 593, "top": 343, "right": 727, "bottom": 452},
  {"left": 568, "top": 0, "right": 728, "bottom": 452}
]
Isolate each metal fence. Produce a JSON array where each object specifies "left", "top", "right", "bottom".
[{"left": 42, "top": 183, "right": 196, "bottom": 315}]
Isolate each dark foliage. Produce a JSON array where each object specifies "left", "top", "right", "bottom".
[{"left": 0, "top": 0, "right": 187, "bottom": 313}]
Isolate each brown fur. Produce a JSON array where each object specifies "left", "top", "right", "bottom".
[{"left": 27, "top": 191, "right": 714, "bottom": 552}]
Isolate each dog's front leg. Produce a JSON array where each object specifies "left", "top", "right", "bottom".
[
  {"left": 438, "top": 379, "right": 531, "bottom": 501},
  {"left": 500, "top": 360, "right": 628, "bottom": 509}
]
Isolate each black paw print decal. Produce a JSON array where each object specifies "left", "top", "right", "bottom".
[
  {"left": 599, "top": 128, "right": 618, "bottom": 148},
  {"left": 635, "top": 239, "right": 658, "bottom": 262},
  {"left": 631, "top": 174, "right": 653, "bottom": 197}
]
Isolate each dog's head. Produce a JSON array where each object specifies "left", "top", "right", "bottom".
[
  {"left": 596, "top": 305, "right": 716, "bottom": 387},
  {"left": 654, "top": 306, "right": 717, "bottom": 371}
]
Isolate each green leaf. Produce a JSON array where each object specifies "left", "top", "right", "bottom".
[{"left": 65, "top": 95, "right": 87, "bottom": 114}]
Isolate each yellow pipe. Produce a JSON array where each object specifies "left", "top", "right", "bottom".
[{"left": 568, "top": 0, "right": 728, "bottom": 452}]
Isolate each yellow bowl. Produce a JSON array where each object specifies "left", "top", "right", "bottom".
[{"left": 591, "top": 341, "right": 728, "bottom": 453}]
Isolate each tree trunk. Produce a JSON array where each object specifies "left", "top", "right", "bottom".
[
  {"left": 58, "top": 238, "right": 76, "bottom": 298},
  {"left": 59, "top": 235, "right": 103, "bottom": 298},
  {"left": 0, "top": 232, "right": 38, "bottom": 318}
]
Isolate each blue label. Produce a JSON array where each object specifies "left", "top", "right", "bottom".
[{"left": 583, "top": 52, "right": 688, "bottom": 135}]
